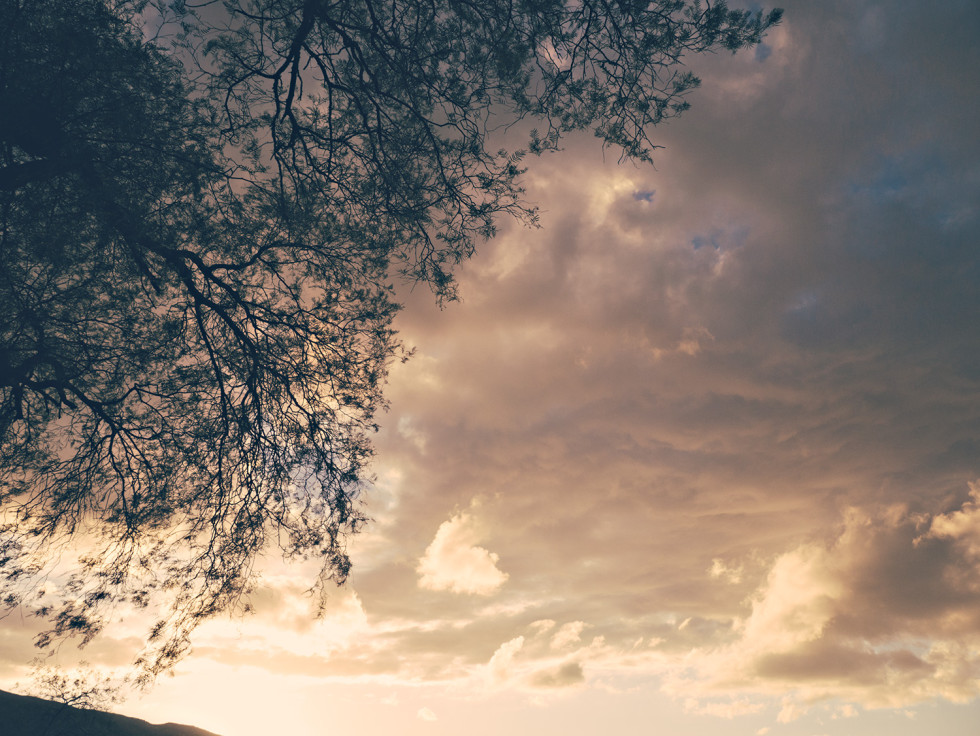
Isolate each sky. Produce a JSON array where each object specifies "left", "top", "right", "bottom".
[{"left": 3, "top": 1, "right": 980, "bottom": 734}]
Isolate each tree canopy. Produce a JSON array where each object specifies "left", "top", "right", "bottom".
[{"left": 0, "top": 0, "right": 781, "bottom": 681}]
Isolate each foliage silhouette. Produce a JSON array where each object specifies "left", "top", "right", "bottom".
[
  {"left": 21, "top": 659, "right": 123, "bottom": 711},
  {"left": 0, "top": 0, "right": 781, "bottom": 681}
]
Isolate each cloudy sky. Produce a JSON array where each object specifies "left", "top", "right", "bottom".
[{"left": 3, "top": 1, "right": 980, "bottom": 734}]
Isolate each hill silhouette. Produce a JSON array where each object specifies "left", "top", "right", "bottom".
[{"left": 0, "top": 688, "right": 222, "bottom": 736}]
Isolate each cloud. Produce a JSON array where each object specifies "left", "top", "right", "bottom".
[
  {"left": 709, "top": 558, "right": 745, "bottom": 585},
  {"left": 484, "top": 629, "right": 592, "bottom": 692},
  {"left": 146, "top": 1, "right": 980, "bottom": 712},
  {"left": 683, "top": 697, "right": 765, "bottom": 719},
  {"left": 529, "top": 661, "right": 584, "bottom": 688},
  {"left": 417, "top": 707, "right": 438, "bottom": 721},
  {"left": 923, "top": 483, "right": 980, "bottom": 559},
  {"left": 488, "top": 636, "right": 525, "bottom": 684},
  {"left": 417, "top": 512, "right": 508, "bottom": 595},
  {"left": 669, "top": 484, "right": 980, "bottom": 713},
  {"left": 551, "top": 622, "right": 586, "bottom": 650}
]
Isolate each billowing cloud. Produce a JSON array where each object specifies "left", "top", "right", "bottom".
[
  {"left": 669, "top": 484, "right": 980, "bottom": 713},
  {"left": 488, "top": 636, "right": 525, "bottom": 685},
  {"left": 417, "top": 512, "right": 509, "bottom": 595},
  {"left": 484, "top": 625, "right": 595, "bottom": 691},
  {"left": 551, "top": 622, "right": 586, "bottom": 651},
  {"left": 529, "top": 660, "right": 584, "bottom": 688}
]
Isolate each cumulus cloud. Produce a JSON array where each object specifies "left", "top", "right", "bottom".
[
  {"left": 417, "top": 512, "right": 509, "bottom": 595},
  {"left": 417, "top": 706, "right": 438, "bottom": 721},
  {"left": 922, "top": 483, "right": 980, "bottom": 561},
  {"left": 485, "top": 631, "right": 591, "bottom": 692},
  {"left": 529, "top": 660, "right": 584, "bottom": 688},
  {"left": 669, "top": 485, "right": 980, "bottom": 713},
  {"left": 551, "top": 622, "right": 586, "bottom": 650},
  {"left": 488, "top": 636, "right": 525, "bottom": 685}
]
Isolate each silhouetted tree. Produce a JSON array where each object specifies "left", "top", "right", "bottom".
[
  {"left": 16, "top": 659, "right": 123, "bottom": 735},
  {"left": 21, "top": 659, "right": 123, "bottom": 712},
  {"left": 0, "top": 0, "right": 781, "bottom": 680}
]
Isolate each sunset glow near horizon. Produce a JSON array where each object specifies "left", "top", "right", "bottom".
[{"left": 3, "top": 1, "right": 980, "bottom": 734}]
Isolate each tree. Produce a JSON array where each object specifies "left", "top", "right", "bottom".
[
  {"left": 13, "top": 659, "right": 123, "bottom": 735},
  {"left": 0, "top": 0, "right": 781, "bottom": 682},
  {"left": 20, "top": 659, "right": 123, "bottom": 712}
]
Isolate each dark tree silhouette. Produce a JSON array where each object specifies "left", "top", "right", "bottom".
[
  {"left": 0, "top": 0, "right": 781, "bottom": 680},
  {"left": 21, "top": 659, "right": 123, "bottom": 712}
]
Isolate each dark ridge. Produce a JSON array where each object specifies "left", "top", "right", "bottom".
[{"left": 0, "top": 688, "right": 223, "bottom": 736}]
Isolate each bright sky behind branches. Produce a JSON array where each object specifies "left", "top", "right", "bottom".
[{"left": 3, "top": 0, "right": 980, "bottom": 734}]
